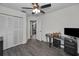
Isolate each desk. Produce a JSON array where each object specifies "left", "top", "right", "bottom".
[
  {"left": 46, "top": 33, "right": 64, "bottom": 48},
  {"left": 53, "top": 37, "right": 61, "bottom": 48},
  {"left": 45, "top": 33, "right": 53, "bottom": 47}
]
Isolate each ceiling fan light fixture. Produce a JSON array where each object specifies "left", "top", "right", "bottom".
[
  {"left": 22, "top": 3, "right": 51, "bottom": 14},
  {"left": 32, "top": 8, "right": 40, "bottom": 14}
]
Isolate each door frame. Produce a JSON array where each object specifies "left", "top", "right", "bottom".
[{"left": 30, "top": 20, "right": 37, "bottom": 39}]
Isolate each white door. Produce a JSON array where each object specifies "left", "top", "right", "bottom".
[
  {"left": 0, "top": 13, "right": 24, "bottom": 50},
  {"left": 36, "top": 19, "right": 42, "bottom": 41},
  {"left": 6, "top": 16, "right": 15, "bottom": 48},
  {"left": 0, "top": 14, "right": 7, "bottom": 49}
]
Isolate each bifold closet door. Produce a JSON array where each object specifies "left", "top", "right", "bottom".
[
  {"left": 0, "top": 14, "right": 7, "bottom": 49},
  {"left": 13, "top": 17, "right": 23, "bottom": 45},
  {"left": 7, "top": 16, "right": 23, "bottom": 49},
  {"left": 0, "top": 14, "right": 23, "bottom": 50}
]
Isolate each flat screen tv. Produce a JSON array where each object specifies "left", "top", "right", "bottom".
[{"left": 64, "top": 28, "right": 79, "bottom": 38}]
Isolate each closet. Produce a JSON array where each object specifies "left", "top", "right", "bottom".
[{"left": 0, "top": 13, "right": 23, "bottom": 50}]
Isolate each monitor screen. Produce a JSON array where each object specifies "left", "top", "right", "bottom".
[{"left": 64, "top": 28, "right": 79, "bottom": 37}]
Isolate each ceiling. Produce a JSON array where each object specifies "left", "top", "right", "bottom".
[{"left": 0, "top": 3, "right": 78, "bottom": 15}]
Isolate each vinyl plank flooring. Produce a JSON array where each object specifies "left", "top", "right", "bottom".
[{"left": 3, "top": 39, "right": 69, "bottom": 56}]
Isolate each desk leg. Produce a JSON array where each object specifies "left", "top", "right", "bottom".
[{"left": 49, "top": 37, "right": 51, "bottom": 48}]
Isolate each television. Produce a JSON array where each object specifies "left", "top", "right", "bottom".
[{"left": 64, "top": 28, "right": 79, "bottom": 38}]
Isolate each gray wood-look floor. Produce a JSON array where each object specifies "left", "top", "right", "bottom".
[{"left": 3, "top": 39, "right": 70, "bottom": 56}]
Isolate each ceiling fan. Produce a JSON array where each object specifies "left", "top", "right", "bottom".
[{"left": 22, "top": 3, "right": 51, "bottom": 14}]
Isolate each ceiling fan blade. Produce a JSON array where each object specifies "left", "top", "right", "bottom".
[
  {"left": 40, "top": 10, "right": 45, "bottom": 14},
  {"left": 41, "top": 4, "right": 51, "bottom": 9},
  {"left": 32, "top": 12, "right": 35, "bottom": 14},
  {"left": 22, "top": 7, "right": 32, "bottom": 9},
  {"left": 21, "top": 10, "right": 26, "bottom": 13}
]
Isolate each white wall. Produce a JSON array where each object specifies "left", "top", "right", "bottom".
[
  {"left": 39, "top": 4, "right": 79, "bottom": 42},
  {"left": 0, "top": 5, "right": 27, "bottom": 49}
]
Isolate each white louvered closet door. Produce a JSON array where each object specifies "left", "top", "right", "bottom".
[
  {"left": 0, "top": 14, "right": 8, "bottom": 49},
  {"left": 13, "top": 17, "right": 19, "bottom": 45},
  {"left": 7, "top": 16, "right": 23, "bottom": 49},
  {"left": 13, "top": 17, "right": 23, "bottom": 45},
  {"left": 6, "top": 16, "right": 14, "bottom": 48},
  {"left": 0, "top": 14, "right": 23, "bottom": 50},
  {"left": 18, "top": 18, "right": 23, "bottom": 44}
]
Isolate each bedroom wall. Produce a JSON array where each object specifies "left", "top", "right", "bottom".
[{"left": 40, "top": 4, "right": 79, "bottom": 41}]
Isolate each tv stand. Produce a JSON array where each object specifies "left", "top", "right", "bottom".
[{"left": 64, "top": 37, "right": 77, "bottom": 56}]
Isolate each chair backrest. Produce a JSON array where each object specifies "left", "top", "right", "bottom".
[{"left": 53, "top": 32, "right": 61, "bottom": 38}]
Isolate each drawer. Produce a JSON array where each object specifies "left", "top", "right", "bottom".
[
  {"left": 65, "top": 39, "right": 74, "bottom": 43},
  {"left": 64, "top": 44, "right": 77, "bottom": 49},
  {"left": 64, "top": 41, "right": 76, "bottom": 46},
  {"left": 64, "top": 46, "right": 77, "bottom": 55}
]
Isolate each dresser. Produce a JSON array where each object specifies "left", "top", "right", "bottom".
[{"left": 64, "top": 37, "right": 77, "bottom": 56}]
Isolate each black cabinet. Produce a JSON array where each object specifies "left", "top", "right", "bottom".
[
  {"left": 64, "top": 37, "right": 77, "bottom": 56},
  {"left": 0, "top": 37, "right": 3, "bottom": 56},
  {"left": 53, "top": 38, "right": 61, "bottom": 48}
]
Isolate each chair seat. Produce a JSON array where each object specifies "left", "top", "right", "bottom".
[{"left": 53, "top": 38, "right": 61, "bottom": 48}]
